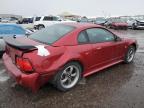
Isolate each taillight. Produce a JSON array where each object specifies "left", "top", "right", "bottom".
[{"left": 16, "top": 57, "right": 33, "bottom": 72}]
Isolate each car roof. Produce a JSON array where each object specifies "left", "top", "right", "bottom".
[{"left": 62, "top": 22, "right": 102, "bottom": 29}]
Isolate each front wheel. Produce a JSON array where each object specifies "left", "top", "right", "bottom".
[
  {"left": 124, "top": 46, "right": 136, "bottom": 63},
  {"left": 132, "top": 24, "right": 136, "bottom": 30},
  {"left": 53, "top": 62, "right": 82, "bottom": 91}
]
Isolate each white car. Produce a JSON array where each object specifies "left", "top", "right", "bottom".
[
  {"left": 34, "top": 16, "right": 76, "bottom": 30},
  {"left": 127, "top": 18, "right": 144, "bottom": 29}
]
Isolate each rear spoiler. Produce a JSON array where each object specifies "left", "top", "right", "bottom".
[{"left": 4, "top": 37, "right": 37, "bottom": 51}]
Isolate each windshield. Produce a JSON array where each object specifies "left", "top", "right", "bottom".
[
  {"left": 29, "top": 24, "right": 75, "bottom": 45},
  {"left": 111, "top": 19, "right": 126, "bottom": 23},
  {"left": 96, "top": 18, "right": 105, "bottom": 21},
  {"left": 35, "top": 17, "right": 41, "bottom": 21},
  {"left": 80, "top": 18, "right": 88, "bottom": 22}
]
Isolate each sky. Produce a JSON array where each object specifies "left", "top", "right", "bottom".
[{"left": 0, "top": 0, "right": 144, "bottom": 17}]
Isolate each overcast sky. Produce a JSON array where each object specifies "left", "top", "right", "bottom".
[{"left": 0, "top": 0, "right": 144, "bottom": 17}]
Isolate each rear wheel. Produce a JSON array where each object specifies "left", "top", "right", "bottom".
[
  {"left": 38, "top": 25, "right": 45, "bottom": 30},
  {"left": 124, "top": 46, "right": 136, "bottom": 63},
  {"left": 53, "top": 62, "right": 82, "bottom": 91}
]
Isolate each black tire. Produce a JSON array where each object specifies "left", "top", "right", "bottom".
[
  {"left": 38, "top": 25, "right": 45, "bottom": 30},
  {"left": 0, "top": 51, "right": 4, "bottom": 58},
  {"left": 124, "top": 46, "right": 136, "bottom": 64},
  {"left": 53, "top": 62, "right": 82, "bottom": 92},
  {"left": 132, "top": 24, "right": 136, "bottom": 30}
]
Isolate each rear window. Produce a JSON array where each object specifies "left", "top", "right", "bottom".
[{"left": 29, "top": 24, "right": 75, "bottom": 44}]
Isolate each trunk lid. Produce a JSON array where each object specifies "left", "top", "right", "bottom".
[{"left": 4, "top": 37, "right": 46, "bottom": 63}]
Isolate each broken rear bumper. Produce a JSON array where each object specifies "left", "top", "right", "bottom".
[{"left": 2, "top": 53, "right": 40, "bottom": 92}]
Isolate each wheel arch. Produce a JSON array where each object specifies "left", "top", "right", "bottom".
[
  {"left": 63, "top": 59, "right": 84, "bottom": 74},
  {"left": 38, "top": 24, "right": 45, "bottom": 27},
  {"left": 130, "top": 43, "right": 137, "bottom": 50}
]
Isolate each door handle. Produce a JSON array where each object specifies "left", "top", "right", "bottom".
[{"left": 96, "top": 47, "right": 102, "bottom": 50}]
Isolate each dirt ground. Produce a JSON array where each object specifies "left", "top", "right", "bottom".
[{"left": 0, "top": 29, "right": 144, "bottom": 108}]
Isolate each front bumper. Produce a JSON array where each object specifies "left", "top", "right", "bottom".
[
  {"left": 136, "top": 26, "right": 144, "bottom": 29},
  {"left": 3, "top": 53, "right": 40, "bottom": 92}
]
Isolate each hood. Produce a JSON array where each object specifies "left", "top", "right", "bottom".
[{"left": 0, "top": 34, "right": 25, "bottom": 38}]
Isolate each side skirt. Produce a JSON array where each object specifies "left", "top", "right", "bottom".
[{"left": 83, "top": 60, "right": 123, "bottom": 77}]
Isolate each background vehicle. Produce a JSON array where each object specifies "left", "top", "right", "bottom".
[
  {"left": 106, "top": 18, "right": 128, "bottom": 30},
  {"left": 94, "top": 17, "right": 107, "bottom": 26},
  {"left": 0, "top": 24, "right": 31, "bottom": 55},
  {"left": 3, "top": 23, "right": 137, "bottom": 92},
  {"left": 77, "top": 16, "right": 88, "bottom": 23},
  {"left": 1, "top": 17, "right": 19, "bottom": 23},
  {"left": 34, "top": 15, "right": 75, "bottom": 30},
  {"left": 127, "top": 17, "right": 144, "bottom": 30}
]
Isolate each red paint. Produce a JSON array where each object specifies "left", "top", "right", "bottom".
[
  {"left": 111, "top": 22, "right": 128, "bottom": 29},
  {"left": 3, "top": 23, "right": 137, "bottom": 92}
]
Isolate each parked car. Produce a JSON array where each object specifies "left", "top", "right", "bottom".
[
  {"left": 3, "top": 23, "right": 138, "bottom": 92},
  {"left": 105, "top": 18, "right": 128, "bottom": 30},
  {"left": 77, "top": 17, "right": 88, "bottom": 23},
  {"left": 127, "top": 17, "right": 144, "bottom": 30},
  {"left": 0, "top": 24, "right": 31, "bottom": 55},
  {"left": 1, "top": 17, "right": 19, "bottom": 24},
  {"left": 34, "top": 16, "right": 75, "bottom": 30},
  {"left": 94, "top": 17, "right": 107, "bottom": 26}
]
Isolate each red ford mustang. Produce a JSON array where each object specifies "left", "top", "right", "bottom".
[{"left": 3, "top": 23, "right": 138, "bottom": 92}]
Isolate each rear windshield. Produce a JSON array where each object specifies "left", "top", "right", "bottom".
[{"left": 29, "top": 24, "right": 75, "bottom": 44}]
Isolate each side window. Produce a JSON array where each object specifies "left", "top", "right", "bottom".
[
  {"left": 53, "top": 17, "right": 59, "bottom": 21},
  {"left": 78, "top": 31, "right": 88, "bottom": 43},
  {"left": 86, "top": 28, "right": 115, "bottom": 43},
  {"left": 43, "top": 16, "right": 52, "bottom": 21}
]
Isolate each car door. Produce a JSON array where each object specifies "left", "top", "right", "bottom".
[{"left": 86, "top": 28, "right": 117, "bottom": 68}]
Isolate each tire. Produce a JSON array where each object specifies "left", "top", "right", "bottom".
[
  {"left": 132, "top": 24, "right": 136, "bottom": 30},
  {"left": 53, "top": 62, "right": 82, "bottom": 92},
  {"left": 38, "top": 25, "right": 45, "bottom": 30},
  {"left": 125, "top": 27, "right": 128, "bottom": 30},
  {"left": 124, "top": 46, "right": 136, "bottom": 64},
  {"left": 0, "top": 51, "right": 4, "bottom": 58}
]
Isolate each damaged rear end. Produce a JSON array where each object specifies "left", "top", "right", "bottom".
[{"left": 3, "top": 37, "right": 42, "bottom": 92}]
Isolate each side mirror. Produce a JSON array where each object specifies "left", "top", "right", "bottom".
[
  {"left": 25, "top": 31, "right": 31, "bottom": 36},
  {"left": 25, "top": 29, "right": 33, "bottom": 36},
  {"left": 115, "top": 36, "right": 122, "bottom": 41}
]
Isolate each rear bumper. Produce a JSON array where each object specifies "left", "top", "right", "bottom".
[{"left": 2, "top": 53, "right": 40, "bottom": 92}]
